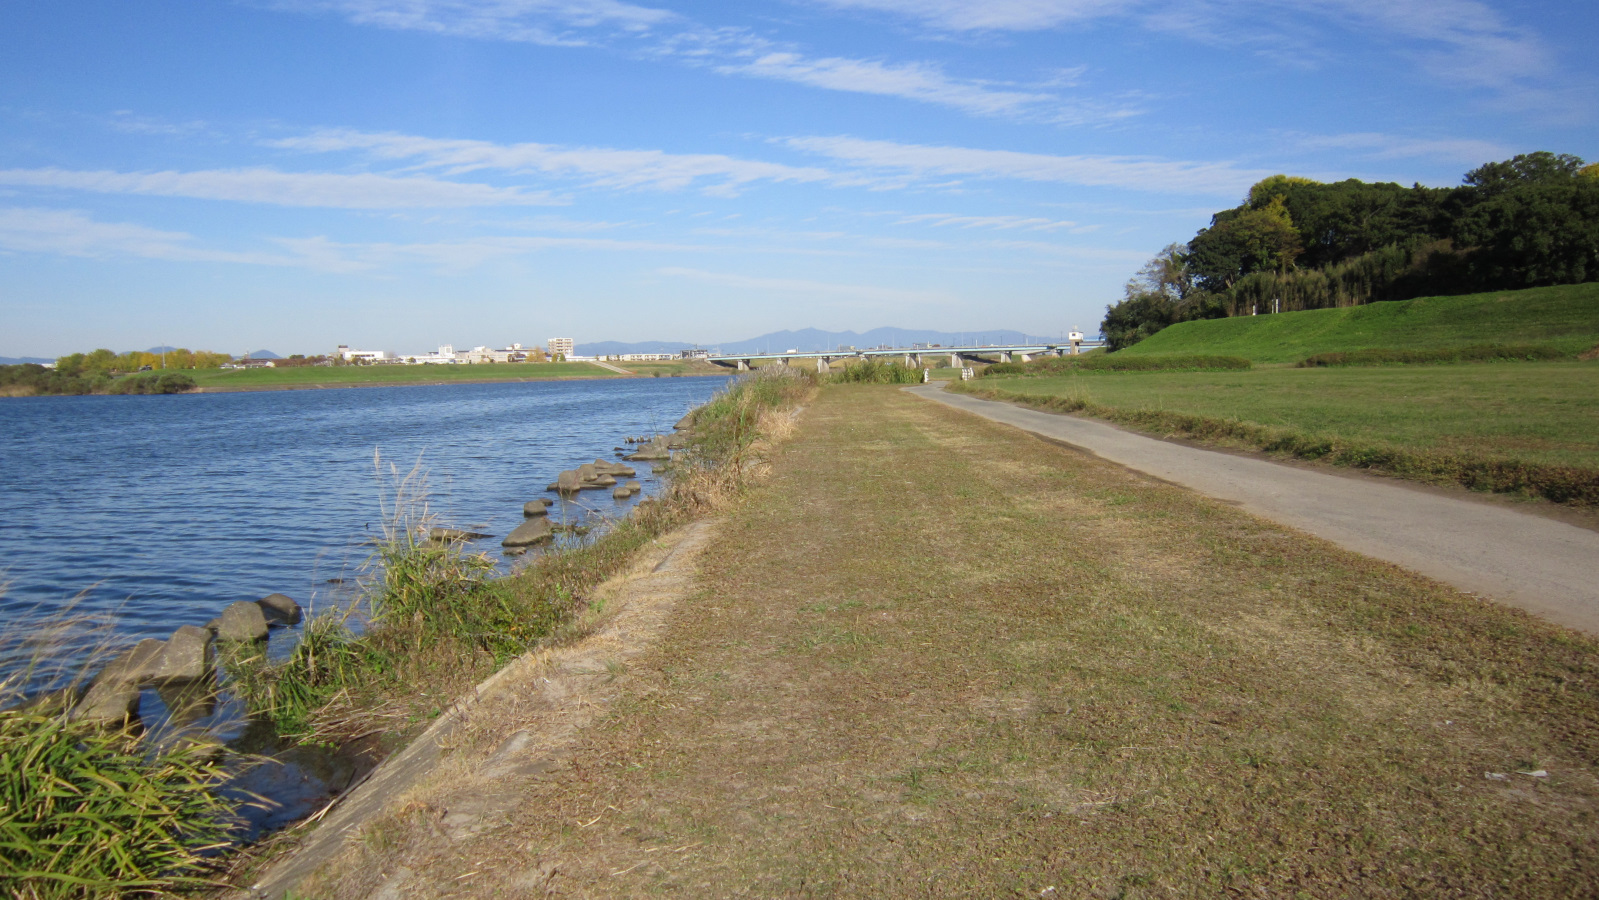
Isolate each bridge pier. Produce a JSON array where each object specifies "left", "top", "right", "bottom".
[
  {"left": 817, "top": 358, "right": 829, "bottom": 373},
  {"left": 999, "top": 352, "right": 1012, "bottom": 363},
  {"left": 1018, "top": 352, "right": 1033, "bottom": 362},
  {"left": 903, "top": 354, "right": 914, "bottom": 367},
  {"left": 738, "top": 359, "right": 749, "bottom": 371},
  {"left": 949, "top": 353, "right": 959, "bottom": 368}
]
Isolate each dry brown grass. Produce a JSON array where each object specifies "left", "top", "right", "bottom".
[{"left": 303, "top": 384, "right": 1599, "bottom": 898}]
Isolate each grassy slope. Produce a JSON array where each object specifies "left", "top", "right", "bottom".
[
  {"left": 316, "top": 385, "right": 1599, "bottom": 897},
  {"left": 973, "top": 362, "right": 1599, "bottom": 469},
  {"left": 1121, "top": 281, "right": 1599, "bottom": 364},
  {"left": 189, "top": 359, "right": 723, "bottom": 390}
]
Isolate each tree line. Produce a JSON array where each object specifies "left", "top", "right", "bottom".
[
  {"left": 1102, "top": 152, "right": 1599, "bottom": 349},
  {"left": 0, "top": 346, "right": 231, "bottom": 397}
]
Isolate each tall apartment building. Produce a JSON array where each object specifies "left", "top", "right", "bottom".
[{"left": 547, "top": 337, "right": 574, "bottom": 359}]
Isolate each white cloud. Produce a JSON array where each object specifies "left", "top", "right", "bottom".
[
  {"left": 1290, "top": 132, "right": 1513, "bottom": 167},
  {"left": 783, "top": 135, "right": 1271, "bottom": 196},
  {"left": 657, "top": 266, "right": 950, "bottom": 304},
  {"left": 0, "top": 207, "right": 296, "bottom": 265},
  {"left": 0, "top": 167, "right": 562, "bottom": 209},
  {"left": 270, "top": 0, "right": 675, "bottom": 45},
  {"left": 272, "top": 129, "right": 844, "bottom": 194},
  {"left": 808, "top": 0, "right": 1133, "bottom": 31},
  {"left": 895, "top": 213, "right": 1081, "bottom": 231},
  {"left": 717, "top": 53, "right": 1059, "bottom": 120}
]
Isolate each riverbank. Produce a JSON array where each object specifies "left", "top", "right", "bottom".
[
  {"left": 283, "top": 383, "right": 1599, "bottom": 897},
  {"left": 188, "top": 359, "right": 726, "bottom": 393}
]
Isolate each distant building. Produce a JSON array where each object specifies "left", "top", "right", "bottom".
[
  {"left": 547, "top": 337, "right": 574, "bottom": 359},
  {"left": 335, "top": 344, "right": 393, "bottom": 363},
  {"left": 680, "top": 348, "right": 710, "bottom": 360}
]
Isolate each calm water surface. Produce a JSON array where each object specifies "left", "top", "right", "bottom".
[{"left": 0, "top": 376, "right": 729, "bottom": 678}]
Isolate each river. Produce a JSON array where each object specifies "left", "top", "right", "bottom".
[{"left": 0, "top": 375, "right": 730, "bottom": 688}]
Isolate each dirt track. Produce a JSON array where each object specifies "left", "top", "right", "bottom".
[
  {"left": 280, "top": 385, "right": 1599, "bottom": 898},
  {"left": 912, "top": 383, "right": 1599, "bottom": 634}
]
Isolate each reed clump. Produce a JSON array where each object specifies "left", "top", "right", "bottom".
[
  {"left": 829, "top": 359, "right": 923, "bottom": 384},
  {"left": 0, "top": 637, "right": 239, "bottom": 899}
]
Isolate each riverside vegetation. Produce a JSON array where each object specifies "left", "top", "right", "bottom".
[{"left": 0, "top": 367, "right": 815, "bottom": 897}]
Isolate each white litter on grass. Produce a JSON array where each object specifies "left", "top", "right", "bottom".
[
  {"left": 1518, "top": 769, "right": 1550, "bottom": 778},
  {"left": 1485, "top": 772, "right": 1508, "bottom": 780}
]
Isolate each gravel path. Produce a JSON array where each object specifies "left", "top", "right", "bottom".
[{"left": 910, "top": 383, "right": 1599, "bottom": 634}]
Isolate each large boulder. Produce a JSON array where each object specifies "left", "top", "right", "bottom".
[
  {"left": 588, "top": 473, "right": 617, "bottom": 488},
  {"left": 626, "top": 439, "right": 670, "bottom": 461},
  {"left": 93, "top": 638, "right": 165, "bottom": 688},
  {"left": 217, "top": 601, "right": 269, "bottom": 643},
  {"left": 623, "top": 480, "right": 642, "bottom": 493},
  {"left": 502, "top": 516, "right": 554, "bottom": 548},
  {"left": 555, "top": 470, "right": 585, "bottom": 493},
  {"left": 257, "top": 593, "right": 303, "bottom": 625},
  {"left": 523, "top": 499, "right": 551, "bottom": 517},
  {"left": 665, "top": 434, "right": 689, "bottom": 449},
  {"left": 612, "top": 485, "right": 632, "bottom": 499},
  {"left": 674, "top": 413, "right": 694, "bottom": 430},
  {"left": 71, "top": 681, "right": 140, "bottom": 729},
  {"left": 150, "top": 625, "right": 214, "bottom": 684},
  {"left": 575, "top": 463, "right": 598, "bottom": 482}
]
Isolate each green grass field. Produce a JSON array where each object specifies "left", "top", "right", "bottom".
[
  {"left": 977, "top": 362, "right": 1599, "bottom": 469},
  {"left": 189, "top": 359, "right": 723, "bottom": 390},
  {"left": 1121, "top": 282, "right": 1599, "bottom": 364}
]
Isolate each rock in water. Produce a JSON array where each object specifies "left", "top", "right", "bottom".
[
  {"left": 71, "top": 681, "right": 140, "bottom": 729},
  {"left": 523, "top": 499, "right": 551, "bottom": 517},
  {"left": 589, "top": 474, "right": 617, "bottom": 487},
  {"left": 217, "top": 601, "right": 270, "bottom": 643},
  {"left": 429, "top": 527, "right": 491, "bottom": 542},
  {"left": 624, "top": 480, "right": 642, "bottom": 493},
  {"left": 151, "top": 625, "right": 215, "bottom": 684},
  {"left": 93, "top": 638, "right": 165, "bottom": 688},
  {"left": 555, "top": 470, "right": 585, "bottom": 493},
  {"left": 257, "top": 592, "right": 303, "bottom": 625},
  {"left": 502, "top": 516, "right": 555, "bottom": 547},
  {"left": 674, "top": 413, "right": 694, "bottom": 430},
  {"left": 612, "top": 485, "right": 632, "bottom": 499}
]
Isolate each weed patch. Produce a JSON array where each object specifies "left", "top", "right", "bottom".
[{"left": 985, "top": 354, "right": 1251, "bottom": 377}]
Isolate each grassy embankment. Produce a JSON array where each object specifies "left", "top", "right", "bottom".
[
  {"left": 310, "top": 384, "right": 1599, "bottom": 897},
  {"left": 957, "top": 283, "right": 1599, "bottom": 504},
  {"left": 188, "top": 359, "right": 723, "bottom": 391},
  {"left": 1117, "top": 280, "right": 1599, "bottom": 362}
]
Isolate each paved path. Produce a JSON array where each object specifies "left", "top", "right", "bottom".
[{"left": 910, "top": 384, "right": 1599, "bottom": 634}]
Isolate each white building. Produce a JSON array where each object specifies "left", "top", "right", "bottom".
[
  {"left": 335, "top": 344, "right": 393, "bottom": 363},
  {"left": 547, "top": 337, "right": 574, "bottom": 359}
]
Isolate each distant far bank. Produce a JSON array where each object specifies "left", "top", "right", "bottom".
[{"left": 186, "top": 358, "right": 727, "bottom": 393}]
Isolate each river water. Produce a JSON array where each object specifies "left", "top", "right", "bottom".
[{"left": 0, "top": 375, "right": 729, "bottom": 686}]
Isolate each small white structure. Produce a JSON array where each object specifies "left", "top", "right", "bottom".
[{"left": 335, "top": 344, "right": 393, "bottom": 363}]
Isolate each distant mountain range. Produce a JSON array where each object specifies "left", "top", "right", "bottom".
[
  {"left": 0, "top": 356, "right": 54, "bottom": 365},
  {"left": 578, "top": 327, "right": 1087, "bottom": 357}
]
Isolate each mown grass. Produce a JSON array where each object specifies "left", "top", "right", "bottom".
[
  {"left": 1120, "top": 281, "right": 1599, "bottom": 364},
  {"left": 958, "top": 360, "right": 1599, "bottom": 503},
  {"left": 359, "top": 384, "right": 1599, "bottom": 897},
  {"left": 984, "top": 354, "right": 1251, "bottom": 376},
  {"left": 1298, "top": 343, "right": 1570, "bottom": 367}
]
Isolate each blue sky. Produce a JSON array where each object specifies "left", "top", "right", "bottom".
[{"left": 1, "top": 0, "right": 1593, "bottom": 357}]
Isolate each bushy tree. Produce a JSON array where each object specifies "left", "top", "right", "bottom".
[{"left": 1101, "top": 244, "right": 1225, "bottom": 350}]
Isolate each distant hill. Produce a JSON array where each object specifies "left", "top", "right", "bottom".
[
  {"left": 1118, "top": 282, "right": 1599, "bottom": 364},
  {"left": 0, "top": 356, "right": 53, "bottom": 365},
  {"left": 579, "top": 328, "right": 1081, "bottom": 357},
  {"left": 241, "top": 350, "right": 281, "bottom": 359}
]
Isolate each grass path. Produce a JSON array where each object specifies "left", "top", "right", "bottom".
[{"left": 310, "top": 385, "right": 1599, "bottom": 898}]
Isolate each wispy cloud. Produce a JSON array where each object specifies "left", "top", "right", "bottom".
[
  {"left": 813, "top": 0, "right": 1555, "bottom": 97},
  {"left": 272, "top": 129, "right": 844, "bottom": 195},
  {"left": 0, "top": 207, "right": 300, "bottom": 265},
  {"left": 1289, "top": 132, "right": 1513, "bottom": 168},
  {"left": 266, "top": 1, "right": 1128, "bottom": 123},
  {"left": 0, "top": 167, "right": 562, "bottom": 208},
  {"left": 267, "top": 0, "right": 676, "bottom": 45},
  {"left": 783, "top": 135, "right": 1271, "bottom": 196},
  {"left": 894, "top": 213, "right": 1082, "bottom": 231}
]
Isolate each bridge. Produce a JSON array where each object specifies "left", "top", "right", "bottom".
[{"left": 706, "top": 337, "right": 1105, "bottom": 372}]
